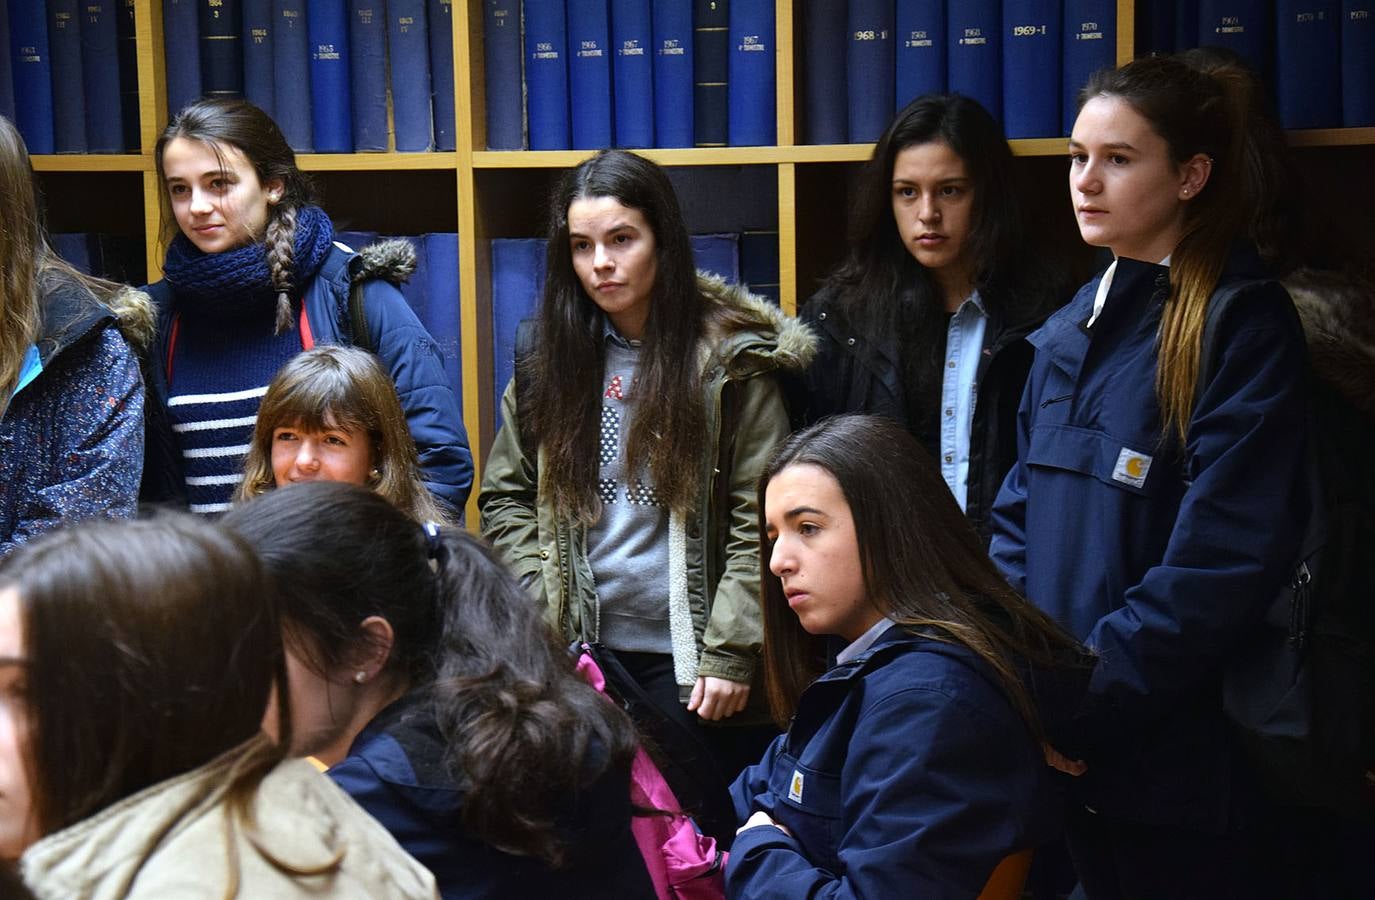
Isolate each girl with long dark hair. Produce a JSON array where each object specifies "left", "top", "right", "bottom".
[
  {"left": 793, "top": 94, "right": 1071, "bottom": 540},
  {"left": 0, "top": 514, "right": 436, "bottom": 897},
  {"left": 990, "top": 53, "right": 1311, "bottom": 897},
  {"left": 478, "top": 149, "right": 814, "bottom": 839},
  {"left": 141, "top": 98, "right": 471, "bottom": 515},
  {"left": 0, "top": 116, "right": 152, "bottom": 554},
  {"left": 728, "top": 415, "right": 1088, "bottom": 899},
  {"left": 222, "top": 482, "right": 655, "bottom": 899}
]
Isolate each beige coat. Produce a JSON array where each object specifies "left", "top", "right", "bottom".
[{"left": 20, "top": 748, "right": 438, "bottom": 899}]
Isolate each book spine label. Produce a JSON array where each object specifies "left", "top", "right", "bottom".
[
  {"left": 50, "top": 0, "right": 88, "bottom": 153},
  {"left": 243, "top": 0, "right": 275, "bottom": 117},
  {"left": 1343, "top": 0, "right": 1375, "bottom": 125},
  {"left": 612, "top": 0, "right": 654, "bottom": 147},
  {"left": 271, "top": 0, "right": 312, "bottom": 150},
  {"left": 348, "top": 0, "right": 387, "bottom": 150},
  {"left": 386, "top": 0, "right": 433, "bottom": 150},
  {"left": 428, "top": 0, "right": 456, "bottom": 150},
  {"left": 9, "top": 0, "right": 55, "bottom": 153},
  {"left": 693, "top": 0, "right": 728, "bottom": 147},
  {"left": 846, "top": 0, "right": 895, "bottom": 144},
  {"left": 727, "top": 0, "right": 774, "bottom": 146},
  {"left": 652, "top": 0, "right": 692, "bottom": 147},
  {"left": 524, "top": 0, "right": 571, "bottom": 150},
  {"left": 1197, "top": 0, "right": 1270, "bottom": 74},
  {"left": 896, "top": 0, "right": 946, "bottom": 111},
  {"left": 948, "top": 0, "right": 1001, "bottom": 121},
  {"left": 483, "top": 0, "right": 523, "bottom": 148},
  {"left": 1002, "top": 0, "right": 1059, "bottom": 138},
  {"left": 568, "top": 0, "right": 613, "bottom": 149},
  {"left": 1276, "top": 0, "right": 1341, "bottom": 128},
  {"left": 307, "top": 0, "right": 353, "bottom": 151},
  {"left": 1062, "top": 0, "right": 1114, "bottom": 134},
  {"left": 200, "top": 0, "right": 244, "bottom": 97}
]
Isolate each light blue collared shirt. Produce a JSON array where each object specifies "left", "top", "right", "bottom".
[
  {"left": 939, "top": 291, "right": 987, "bottom": 511},
  {"left": 835, "top": 617, "right": 897, "bottom": 665}
]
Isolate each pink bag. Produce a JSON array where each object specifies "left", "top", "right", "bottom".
[{"left": 574, "top": 650, "right": 727, "bottom": 900}]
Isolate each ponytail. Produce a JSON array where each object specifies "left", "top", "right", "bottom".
[{"left": 427, "top": 525, "right": 639, "bottom": 865}]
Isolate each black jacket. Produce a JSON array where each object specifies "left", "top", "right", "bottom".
[{"left": 788, "top": 282, "right": 1056, "bottom": 541}]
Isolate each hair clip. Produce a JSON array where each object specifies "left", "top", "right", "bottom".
[{"left": 422, "top": 521, "right": 443, "bottom": 560}]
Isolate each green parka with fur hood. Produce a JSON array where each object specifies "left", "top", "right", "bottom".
[{"left": 479, "top": 275, "right": 816, "bottom": 696}]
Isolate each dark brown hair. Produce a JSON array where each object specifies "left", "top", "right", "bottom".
[
  {"left": 0, "top": 515, "right": 292, "bottom": 845},
  {"left": 523, "top": 149, "right": 719, "bottom": 521},
  {"left": 223, "top": 482, "right": 639, "bottom": 866},
  {"left": 757, "top": 415, "right": 1088, "bottom": 733},
  {"left": 155, "top": 98, "right": 317, "bottom": 333}
]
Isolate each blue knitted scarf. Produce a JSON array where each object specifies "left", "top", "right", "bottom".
[{"left": 161, "top": 204, "right": 336, "bottom": 318}]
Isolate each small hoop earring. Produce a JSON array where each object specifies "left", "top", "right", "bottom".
[{"left": 368, "top": 467, "right": 382, "bottom": 482}]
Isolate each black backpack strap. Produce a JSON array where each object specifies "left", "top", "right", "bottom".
[
  {"left": 513, "top": 318, "right": 539, "bottom": 448},
  {"left": 348, "top": 280, "right": 374, "bottom": 353}
]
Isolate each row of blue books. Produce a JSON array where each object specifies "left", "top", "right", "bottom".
[
  {"left": 51, "top": 232, "right": 147, "bottom": 284},
  {"left": 1, "top": 0, "right": 140, "bottom": 153},
  {"left": 491, "top": 231, "right": 779, "bottom": 426},
  {"left": 163, "top": 0, "right": 457, "bottom": 153},
  {"left": 1137, "top": 0, "right": 1375, "bottom": 128},
  {"left": 484, "top": 0, "right": 777, "bottom": 150},
  {"left": 805, "top": 0, "right": 1117, "bottom": 142}
]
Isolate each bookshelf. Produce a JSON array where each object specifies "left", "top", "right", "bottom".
[{"left": 24, "top": 0, "right": 1375, "bottom": 525}]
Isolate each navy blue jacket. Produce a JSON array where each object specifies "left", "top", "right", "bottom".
[
  {"left": 142, "top": 242, "right": 473, "bottom": 512},
  {"left": 990, "top": 255, "right": 1309, "bottom": 833},
  {"left": 726, "top": 626, "right": 1061, "bottom": 899},
  {"left": 328, "top": 690, "right": 655, "bottom": 900}
]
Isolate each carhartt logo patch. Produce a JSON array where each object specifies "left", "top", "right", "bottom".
[
  {"left": 1112, "top": 447, "right": 1153, "bottom": 488},
  {"left": 788, "top": 770, "right": 805, "bottom": 803}
]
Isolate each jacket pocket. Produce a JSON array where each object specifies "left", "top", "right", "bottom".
[
  {"left": 764, "top": 754, "right": 845, "bottom": 873},
  {"left": 1026, "top": 423, "right": 1160, "bottom": 497}
]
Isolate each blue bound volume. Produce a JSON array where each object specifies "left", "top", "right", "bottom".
[
  {"left": 0, "top": 0, "right": 13, "bottom": 121},
  {"left": 348, "top": 0, "right": 387, "bottom": 150},
  {"left": 490, "top": 238, "right": 548, "bottom": 429},
  {"left": 428, "top": 0, "right": 456, "bottom": 150},
  {"left": 739, "top": 228, "right": 779, "bottom": 304},
  {"left": 693, "top": 0, "right": 728, "bottom": 146},
  {"left": 163, "top": 0, "right": 202, "bottom": 119},
  {"left": 727, "top": 0, "right": 774, "bottom": 146},
  {"left": 1175, "top": 0, "right": 1200, "bottom": 51},
  {"left": 652, "top": 0, "right": 692, "bottom": 147},
  {"left": 524, "top": 0, "right": 571, "bottom": 150},
  {"left": 243, "top": 0, "right": 275, "bottom": 118},
  {"left": 423, "top": 233, "right": 462, "bottom": 399},
  {"left": 1197, "top": 0, "right": 1269, "bottom": 75},
  {"left": 691, "top": 233, "right": 739, "bottom": 282},
  {"left": 568, "top": 0, "right": 613, "bottom": 149},
  {"left": 1136, "top": 0, "right": 1175, "bottom": 54},
  {"left": 896, "top": 0, "right": 945, "bottom": 110},
  {"left": 49, "top": 0, "right": 87, "bottom": 153},
  {"left": 612, "top": 0, "right": 654, "bottom": 147},
  {"left": 1343, "top": 0, "right": 1375, "bottom": 125},
  {"left": 1062, "top": 0, "right": 1114, "bottom": 135},
  {"left": 8, "top": 0, "right": 55, "bottom": 153},
  {"left": 387, "top": 0, "right": 433, "bottom": 150},
  {"left": 307, "top": 0, "right": 352, "bottom": 151},
  {"left": 117, "top": 0, "right": 137, "bottom": 148},
  {"left": 483, "top": 0, "right": 523, "bottom": 149},
  {"left": 1275, "top": 0, "right": 1340, "bottom": 129},
  {"left": 847, "top": 0, "right": 895, "bottom": 144},
  {"left": 948, "top": 0, "right": 1001, "bottom": 121},
  {"left": 200, "top": 0, "right": 243, "bottom": 97},
  {"left": 395, "top": 236, "right": 430, "bottom": 344},
  {"left": 272, "top": 0, "right": 311, "bottom": 150},
  {"left": 802, "top": 0, "right": 845, "bottom": 143},
  {"left": 1002, "top": 0, "right": 1059, "bottom": 138}
]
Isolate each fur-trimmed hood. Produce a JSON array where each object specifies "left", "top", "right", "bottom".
[
  {"left": 698, "top": 271, "right": 817, "bottom": 375},
  {"left": 349, "top": 237, "right": 418, "bottom": 286},
  {"left": 1283, "top": 268, "right": 1375, "bottom": 417}
]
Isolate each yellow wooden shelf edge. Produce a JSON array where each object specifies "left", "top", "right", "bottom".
[
  {"left": 30, "top": 154, "right": 149, "bottom": 173},
  {"left": 295, "top": 151, "right": 461, "bottom": 172},
  {"left": 1286, "top": 127, "right": 1375, "bottom": 148}
]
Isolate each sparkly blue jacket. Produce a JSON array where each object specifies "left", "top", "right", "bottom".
[{"left": 0, "top": 271, "right": 150, "bottom": 554}]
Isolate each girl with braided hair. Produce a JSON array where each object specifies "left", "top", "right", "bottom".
[{"left": 142, "top": 99, "right": 472, "bottom": 516}]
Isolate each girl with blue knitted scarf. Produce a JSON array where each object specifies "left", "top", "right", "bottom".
[{"left": 141, "top": 99, "right": 472, "bottom": 515}]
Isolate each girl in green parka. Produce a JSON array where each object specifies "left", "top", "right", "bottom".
[{"left": 478, "top": 149, "right": 815, "bottom": 844}]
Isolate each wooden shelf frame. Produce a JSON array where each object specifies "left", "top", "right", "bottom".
[{"left": 38, "top": 0, "right": 1375, "bottom": 525}]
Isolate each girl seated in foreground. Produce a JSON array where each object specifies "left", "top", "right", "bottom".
[
  {"left": 728, "top": 415, "right": 1089, "bottom": 899},
  {"left": 235, "top": 344, "right": 448, "bottom": 523},
  {"left": 221, "top": 482, "right": 656, "bottom": 899},
  {"left": 0, "top": 514, "right": 435, "bottom": 898}
]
